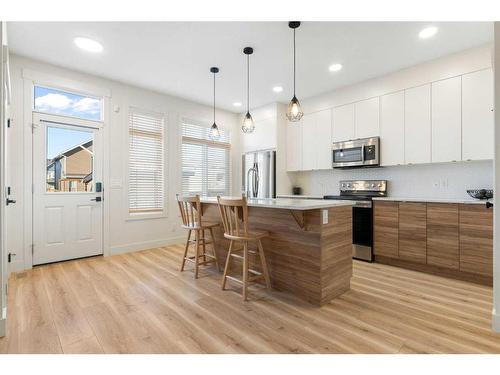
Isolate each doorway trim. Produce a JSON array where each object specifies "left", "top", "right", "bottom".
[{"left": 21, "top": 69, "right": 111, "bottom": 270}]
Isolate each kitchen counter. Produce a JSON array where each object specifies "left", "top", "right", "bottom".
[
  {"left": 200, "top": 197, "right": 353, "bottom": 210},
  {"left": 276, "top": 194, "right": 325, "bottom": 200},
  {"left": 200, "top": 198, "right": 353, "bottom": 306},
  {"left": 372, "top": 197, "right": 490, "bottom": 205}
]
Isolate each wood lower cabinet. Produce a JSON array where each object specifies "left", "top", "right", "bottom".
[
  {"left": 398, "top": 202, "right": 427, "bottom": 264},
  {"left": 459, "top": 204, "right": 493, "bottom": 277},
  {"left": 426, "top": 203, "right": 459, "bottom": 269},
  {"left": 373, "top": 201, "right": 398, "bottom": 258},
  {"left": 373, "top": 200, "right": 493, "bottom": 285}
]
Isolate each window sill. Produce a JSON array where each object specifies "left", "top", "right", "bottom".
[{"left": 126, "top": 211, "right": 167, "bottom": 221}]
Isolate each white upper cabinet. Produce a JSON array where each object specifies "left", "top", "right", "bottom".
[
  {"left": 301, "top": 114, "right": 316, "bottom": 171},
  {"left": 404, "top": 84, "right": 431, "bottom": 165},
  {"left": 332, "top": 104, "right": 355, "bottom": 142},
  {"left": 316, "top": 109, "right": 333, "bottom": 169},
  {"left": 380, "top": 91, "right": 405, "bottom": 166},
  {"left": 462, "top": 69, "right": 493, "bottom": 161},
  {"left": 355, "top": 97, "right": 379, "bottom": 139},
  {"left": 286, "top": 120, "right": 302, "bottom": 171},
  {"left": 431, "top": 76, "right": 462, "bottom": 163}
]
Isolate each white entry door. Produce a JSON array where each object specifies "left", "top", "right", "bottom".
[{"left": 33, "top": 112, "right": 103, "bottom": 265}]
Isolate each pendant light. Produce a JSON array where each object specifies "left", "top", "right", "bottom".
[
  {"left": 209, "top": 67, "right": 221, "bottom": 139},
  {"left": 286, "top": 21, "right": 303, "bottom": 122},
  {"left": 241, "top": 47, "right": 255, "bottom": 134}
]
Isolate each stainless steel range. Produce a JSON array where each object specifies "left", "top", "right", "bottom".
[{"left": 324, "top": 180, "right": 387, "bottom": 262}]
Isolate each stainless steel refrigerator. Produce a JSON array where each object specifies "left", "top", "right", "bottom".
[{"left": 241, "top": 150, "right": 276, "bottom": 199}]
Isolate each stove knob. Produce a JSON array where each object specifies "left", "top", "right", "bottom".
[{"left": 371, "top": 183, "right": 376, "bottom": 188}]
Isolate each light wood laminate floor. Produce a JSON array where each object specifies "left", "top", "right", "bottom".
[{"left": 1, "top": 245, "right": 500, "bottom": 354}]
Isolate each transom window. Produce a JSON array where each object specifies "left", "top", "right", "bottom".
[
  {"left": 181, "top": 121, "right": 231, "bottom": 197},
  {"left": 34, "top": 85, "right": 102, "bottom": 121}
]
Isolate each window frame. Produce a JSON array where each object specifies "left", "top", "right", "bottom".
[
  {"left": 180, "top": 119, "right": 231, "bottom": 198},
  {"left": 126, "top": 107, "right": 168, "bottom": 220}
]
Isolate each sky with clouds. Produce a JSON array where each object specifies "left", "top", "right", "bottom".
[{"left": 34, "top": 86, "right": 101, "bottom": 121}]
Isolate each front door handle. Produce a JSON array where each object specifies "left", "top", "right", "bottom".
[
  {"left": 90, "top": 197, "right": 102, "bottom": 202},
  {"left": 6, "top": 198, "right": 16, "bottom": 205}
]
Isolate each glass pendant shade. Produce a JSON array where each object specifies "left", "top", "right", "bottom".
[
  {"left": 286, "top": 95, "right": 303, "bottom": 122},
  {"left": 241, "top": 112, "right": 255, "bottom": 133},
  {"left": 210, "top": 122, "right": 220, "bottom": 139}
]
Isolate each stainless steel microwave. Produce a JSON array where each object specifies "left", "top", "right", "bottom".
[{"left": 332, "top": 137, "right": 380, "bottom": 168}]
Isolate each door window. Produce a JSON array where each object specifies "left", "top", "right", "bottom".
[{"left": 46, "top": 125, "right": 94, "bottom": 193}]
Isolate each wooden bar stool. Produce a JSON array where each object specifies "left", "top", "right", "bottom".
[
  {"left": 216, "top": 196, "right": 271, "bottom": 301},
  {"left": 176, "top": 194, "right": 220, "bottom": 279}
]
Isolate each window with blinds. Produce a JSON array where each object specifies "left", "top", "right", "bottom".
[
  {"left": 128, "top": 108, "right": 165, "bottom": 214},
  {"left": 182, "top": 122, "right": 231, "bottom": 197}
]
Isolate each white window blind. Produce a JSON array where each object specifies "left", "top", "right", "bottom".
[
  {"left": 128, "top": 109, "right": 165, "bottom": 213},
  {"left": 182, "top": 122, "right": 230, "bottom": 197}
]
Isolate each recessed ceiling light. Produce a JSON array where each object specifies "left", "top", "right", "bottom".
[
  {"left": 328, "top": 63, "right": 343, "bottom": 72},
  {"left": 73, "top": 37, "right": 103, "bottom": 53},
  {"left": 233, "top": 102, "right": 242, "bottom": 107},
  {"left": 272, "top": 86, "right": 283, "bottom": 93},
  {"left": 419, "top": 26, "right": 438, "bottom": 39}
]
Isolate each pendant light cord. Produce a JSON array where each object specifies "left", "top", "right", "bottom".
[
  {"left": 247, "top": 53, "right": 250, "bottom": 113},
  {"left": 293, "top": 28, "right": 296, "bottom": 97},
  {"left": 213, "top": 71, "right": 216, "bottom": 123}
]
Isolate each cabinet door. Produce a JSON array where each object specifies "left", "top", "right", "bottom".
[
  {"left": 373, "top": 201, "right": 399, "bottom": 258},
  {"left": 398, "top": 202, "right": 427, "bottom": 264},
  {"left": 426, "top": 203, "right": 459, "bottom": 269},
  {"left": 286, "top": 120, "right": 302, "bottom": 171},
  {"left": 316, "top": 109, "right": 333, "bottom": 170},
  {"left": 431, "top": 77, "right": 461, "bottom": 163},
  {"left": 459, "top": 204, "right": 493, "bottom": 276},
  {"left": 332, "top": 104, "right": 355, "bottom": 142},
  {"left": 355, "top": 97, "right": 379, "bottom": 139},
  {"left": 301, "top": 114, "right": 316, "bottom": 171},
  {"left": 380, "top": 91, "right": 404, "bottom": 166},
  {"left": 462, "top": 69, "right": 494, "bottom": 161},
  {"left": 405, "top": 84, "right": 431, "bottom": 164}
]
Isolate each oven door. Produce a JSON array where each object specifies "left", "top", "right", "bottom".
[{"left": 352, "top": 206, "right": 373, "bottom": 262}]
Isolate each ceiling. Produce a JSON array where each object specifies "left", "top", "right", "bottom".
[{"left": 7, "top": 22, "right": 493, "bottom": 113}]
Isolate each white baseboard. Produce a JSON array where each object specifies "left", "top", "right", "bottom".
[
  {"left": 109, "top": 236, "right": 185, "bottom": 256},
  {"left": 493, "top": 309, "right": 500, "bottom": 332},
  {"left": 0, "top": 307, "right": 6, "bottom": 337}
]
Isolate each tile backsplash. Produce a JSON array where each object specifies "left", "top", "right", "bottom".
[{"left": 294, "top": 160, "right": 493, "bottom": 199}]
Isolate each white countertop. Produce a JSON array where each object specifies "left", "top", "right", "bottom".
[
  {"left": 200, "top": 197, "right": 354, "bottom": 210},
  {"left": 372, "top": 197, "right": 490, "bottom": 205}
]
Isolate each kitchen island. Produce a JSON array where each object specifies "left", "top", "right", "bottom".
[{"left": 200, "top": 197, "right": 354, "bottom": 306}]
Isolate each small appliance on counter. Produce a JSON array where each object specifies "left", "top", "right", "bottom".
[
  {"left": 324, "top": 180, "right": 387, "bottom": 262},
  {"left": 331, "top": 136, "right": 380, "bottom": 168},
  {"left": 242, "top": 150, "right": 276, "bottom": 199},
  {"left": 292, "top": 186, "right": 302, "bottom": 195}
]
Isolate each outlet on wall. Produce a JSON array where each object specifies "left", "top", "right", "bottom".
[
  {"left": 432, "top": 181, "right": 440, "bottom": 189},
  {"left": 440, "top": 179, "right": 449, "bottom": 189}
]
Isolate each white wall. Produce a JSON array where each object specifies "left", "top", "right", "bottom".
[
  {"left": 6, "top": 54, "right": 239, "bottom": 272},
  {"left": 287, "top": 44, "right": 494, "bottom": 199},
  {"left": 493, "top": 22, "right": 500, "bottom": 332},
  {"left": 0, "top": 21, "right": 7, "bottom": 337}
]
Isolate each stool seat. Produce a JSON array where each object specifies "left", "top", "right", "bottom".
[
  {"left": 223, "top": 230, "right": 268, "bottom": 241},
  {"left": 176, "top": 194, "right": 220, "bottom": 279},
  {"left": 182, "top": 221, "right": 219, "bottom": 230}
]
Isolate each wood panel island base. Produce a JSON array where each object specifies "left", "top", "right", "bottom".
[{"left": 200, "top": 198, "right": 354, "bottom": 306}]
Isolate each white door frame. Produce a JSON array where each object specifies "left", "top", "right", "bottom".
[{"left": 21, "top": 70, "right": 111, "bottom": 270}]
